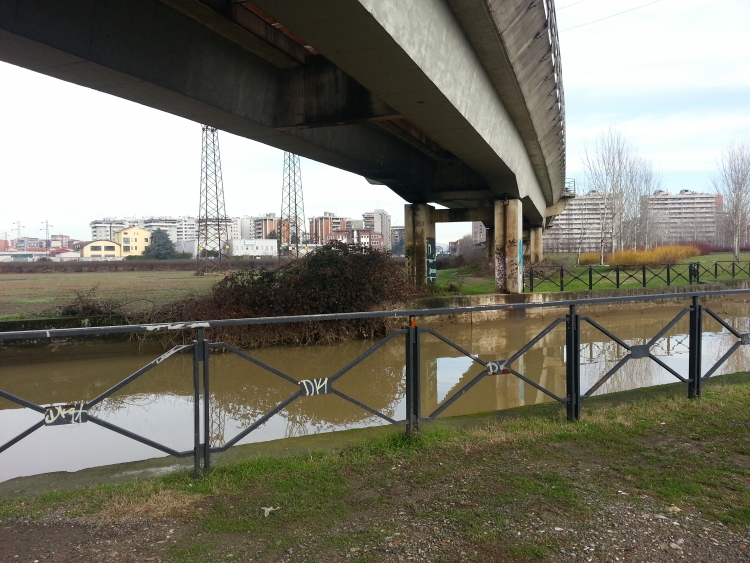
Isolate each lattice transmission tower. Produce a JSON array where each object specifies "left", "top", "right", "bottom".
[
  {"left": 280, "top": 152, "right": 306, "bottom": 257},
  {"left": 197, "top": 125, "right": 230, "bottom": 274}
]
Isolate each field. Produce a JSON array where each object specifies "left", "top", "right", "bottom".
[
  {"left": 3, "top": 374, "right": 750, "bottom": 562},
  {"left": 0, "top": 271, "right": 217, "bottom": 320}
]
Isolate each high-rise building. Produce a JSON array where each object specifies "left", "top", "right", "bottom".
[
  {"left": 247, "top": 213, "right": 279, "bottom": 239},
  {"left": 363, "top": 209, "right": 392, "bottom": 249},
  {"left": 641, "top": 190, "right": 722, "bottom": 246},
  {"left": 543, "top": 191, "right": 616, "bottom": 254}
]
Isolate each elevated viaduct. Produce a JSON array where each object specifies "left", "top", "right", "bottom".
[{"left": 0, "top": 0, "right": 566, "bottom": 293}]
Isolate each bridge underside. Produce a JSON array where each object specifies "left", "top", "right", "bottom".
[{"left": 0, "top": 0, "right": 565, "bottom": 292}]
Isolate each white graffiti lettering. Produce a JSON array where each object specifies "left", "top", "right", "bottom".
[
  {"left": 145, "top": 322, "right": 211, "bottom": 332},
  {"left": 43, "top": 403, "right": 88, "bottom": 425},
  {"left": 300, "top": 378, "right": 330, "bottom": 396},
  {"left": 486, "top": 361, "right": 509, "bottom": 375}
]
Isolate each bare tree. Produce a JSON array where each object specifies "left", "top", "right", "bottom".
[
  {"left": 713, "top": 141, "right": 750, "bottom": 261},
  {"left": 582, "top": 128, "right": 658, "bottom": 263},
  {"left": 627, "top": 159, "right": 659, "bottom": 249}
]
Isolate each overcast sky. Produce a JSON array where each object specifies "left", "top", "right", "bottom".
[{"left": 1, "top": 0, "right": 748, "bottom": 245}]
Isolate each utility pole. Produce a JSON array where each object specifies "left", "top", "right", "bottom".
[
  {"left": 197, "top": 125, "right": 230, "bottom": 274},
  {"left": 280, "top": 152, "right": 306, "bottom": 258}
]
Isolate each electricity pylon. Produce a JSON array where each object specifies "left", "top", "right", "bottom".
[
  {"left": 197, "top": 125, "right": 230, "bottom": 274},
  {"left": 280, "top": 152, "right": 306, "bottom": 257}
]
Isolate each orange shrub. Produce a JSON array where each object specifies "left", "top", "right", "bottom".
[
  {"left": 608, "top": 245, "right": 701, "bottom": 267},
  {"left": 579, "top": 252, "right": 600, "bottom": 265}
]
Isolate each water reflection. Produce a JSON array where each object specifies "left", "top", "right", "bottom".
[{"left": 2, "top": 298, "right": 750, "bottom": 482}]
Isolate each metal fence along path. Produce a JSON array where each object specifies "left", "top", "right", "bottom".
[
  {"left": 2, "top": 290, "right": 750, "bottom": 478},
  {"left": 526, "top": 261, "right": 750, "bottom": 292}
]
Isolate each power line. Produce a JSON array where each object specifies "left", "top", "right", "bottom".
[
  {"left": 557, "top": 0, "right": 591, "bottom": 11},
  {"left": 561, "top": 0, "right": 669, "bottom": 32}
]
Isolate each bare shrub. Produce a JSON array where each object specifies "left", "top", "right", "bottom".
[
  {"left": 579, "top": 252, "right": 600, "bottom": 265},
  {"left": 608, "top": 245, "right": 700, "bottom": 267}
]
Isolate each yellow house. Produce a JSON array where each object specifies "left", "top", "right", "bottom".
[
  {"left": 113, "top": 226, "right": 152, "bottom": 257},
  {"left": 80, "top": 240, "right": 121, "bottom": 259}
]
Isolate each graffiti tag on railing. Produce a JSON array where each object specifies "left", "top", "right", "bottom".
[
  {"left": 486, "top": 361, "right": 510, "bottom": 375},
  {"left": 300, "top": 378, "right": 330, "bottom": 396},
  {"left": 43, "top": 403, "right": 88, "bottom": 426}
]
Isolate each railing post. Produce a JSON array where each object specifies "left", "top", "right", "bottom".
[
  {"left": 688, "top": 296, "right": 703, "bottom": 399},
  {"left": 714, "top": 262, "right": 718, "bottom": 279},
  {"left": 732, "top": 262, "right": 736, "bottom": 279},
  {"left": 616, "top": 266, "right": 620, "bottom": 289},
  {"left": 689, "top": 263, "right": 694, "bottom": 285},
  {"left": 667, "top": 264, "right": 671, "bottom": 286},
  {"left": 405, "top": 316, "right": 421, "bottom": 435},
  {"left": 565, "top": 304, "right": 581, "bottom": 421},
  {"left": 588, "top": 267, "right": 593, "bottom": 290},
  {"left": 560, "top": 267, "right": 564, "bottom": 292},
  {"left": 192, "top": 328, "right": 204, "bottom": 479},
  {"left": 530, "top": 268, "right": 534, "bottom": 292},
  {"left": 642, "top": 265, "right": 647, "bottom": 288},
  {"left": 202, "top": 335, "right": 211, "bottom": 474}
]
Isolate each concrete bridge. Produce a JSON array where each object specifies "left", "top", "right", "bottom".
[{"left": 0, "top": 0, "right": 566, "bottom": 292}]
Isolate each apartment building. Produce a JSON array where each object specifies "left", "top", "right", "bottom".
[
  {"left": 641, "top": 190, "right": 722, "bottom": 246},
  {"left": 544, "top": 190, "right": 615, "bottom": 253},
  {"left": 113, "top": 226, "right": 152, "bottom": 258},
  {"left": 309, "top": 212, "right": 350, "bottom": 244},
  {"left": 229, "top": 239, "right": 277, "bottom": 257},
  {"left": 325, "top": 228, "right": 383, "bottom": 248},
  {"left": 142, "top": 217, "right": 198, "bottom": 242},
  {"left": 472, "top": 221, "right": 487, "bottom": 244},
  {"left": 90, "top": 216, "right": 197, "bottom": 242},
  {"left": 363, "top": 209, "right": 392, "bottom": 249}
]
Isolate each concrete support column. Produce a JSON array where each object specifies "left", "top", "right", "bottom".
[
  {"left": 494, "top": 199, "right": 523, "bottom": 294},
  {"left": 405, "top": 203, "right": 436, "bottom": 285},
  {"left": 485, "top": 227, "right": 495, "bottom": 272},
  {"left": 530, "top": 227, "right": 544, "bottom": 264}
]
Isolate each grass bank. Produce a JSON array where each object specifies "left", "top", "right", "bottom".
[{"left": 3, "top": 373, "right": 750, "bottom": 562}]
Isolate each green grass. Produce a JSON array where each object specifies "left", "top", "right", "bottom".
[
  {"left": 434, "top": 252, "right": 750, "bottom": 295},
  {"left": 0, "top": 271, "right": 217, "bottom": 318},
  {"left": 5, "top": 374, "right": 750, "bottom": 561}
]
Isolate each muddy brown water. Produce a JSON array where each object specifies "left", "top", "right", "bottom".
[{"left": 2, "top": 297, "right": 749, "bottom": 483}]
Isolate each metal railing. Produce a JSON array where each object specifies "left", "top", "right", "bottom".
[
  {"left": 2, "top": 289, "right": 750, "bottom": 478},
  {"left": 526, "top": 261, "right": 750, "bottom": 292}
]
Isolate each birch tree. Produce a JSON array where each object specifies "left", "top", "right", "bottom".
[{"left": 713, "top": 141, "right": 750, "bottom": 261}]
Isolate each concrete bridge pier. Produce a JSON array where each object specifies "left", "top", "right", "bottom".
[
  {"left": 404, "top": 204, "right": 436, "bottom": 286},
  {"left": 405, "top": 201, "right": 530, "bottom": 294},
  {"left": 493, "top": 200, "right": 524, "bottom": 294},
  {"left": 530, "top": 227, "right": 544, "bottom": 264}
]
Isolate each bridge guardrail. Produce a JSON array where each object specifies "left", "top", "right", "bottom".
[{"left": 2, "top": 289, "right": 750, "bottom": 478}]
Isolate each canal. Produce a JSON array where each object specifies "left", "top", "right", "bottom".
[{"left": 1, "top": 297, "right": 749, "bottom": 482}]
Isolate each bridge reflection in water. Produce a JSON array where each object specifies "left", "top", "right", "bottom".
[{"left": 1, "top": 299, "right": 749, "bottom": 482}]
